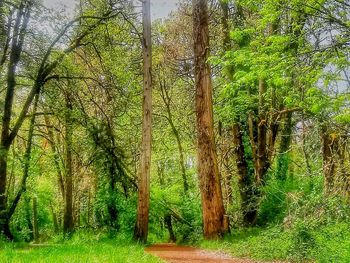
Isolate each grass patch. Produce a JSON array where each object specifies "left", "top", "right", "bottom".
[
  {"left": 199, "top": 223, "right": 350, "bottom": 262},
  {"left": 200, "top": 227, "right": 290, "bottom": 261},
  {"left": 0, "top": 234, "right": 163, "bottom": 263}
]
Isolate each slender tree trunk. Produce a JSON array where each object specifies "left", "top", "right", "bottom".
[
  {"left": 50, "top": 203, "right": 59, "bottom": 233},
  {"left": 158, "top": 78, "right": 189, "bottom": 193},
  {"left": 7, "top": 93, "right": 39, "bottom": 224},
  {"left": 168, "top": 117, "right": 188, "bottom": 193},
  {"left": 276, "top": 112, "right": 293, "bottom": 181},
  {"left": 63, "top": 93, "right": 74, "bottom": 235},
  {"left": 193, "top": 0, "right": 227, "bottom": 239},
  {"left": 25, "top": 196, "right": 33, "bottom": 241},
  {"left": 322, "top": 129, "right": 337, "bottom": 195},
  {"left": 134, "top": 0, "right": 152, "bottom": 243},
  {"left": 44, "top": 115, "right": 65, "bottom": 198},
  {"left": 33, "top": 197, "right": 39, "bottom": 243}
]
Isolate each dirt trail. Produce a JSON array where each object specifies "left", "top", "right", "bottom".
[{"left": 145, "top": 243, "right": 257, "bottom": 263}]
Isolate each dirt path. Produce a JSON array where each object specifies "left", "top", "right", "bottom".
[{"left": 145, "top": 243, "right": 257, "bottom": 263}]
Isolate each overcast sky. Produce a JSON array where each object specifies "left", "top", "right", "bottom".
[{"left": 42, "top": 0, "right": 179, "bottom": 19}]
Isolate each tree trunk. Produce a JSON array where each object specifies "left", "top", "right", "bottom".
[
  {"left": 276, "top": 112, "right": 293, "bottom": 181},
  {"left": 44, "top": 115, "right": 65, "bottom": 199},
  {"left": 33, "top": 197, "right": 39, "bottom": 243},
  {"left": 168, "top": 117, "right": 188, "bottom": 193},
  {"left": 164, "top": 214, "right": 176, "bottom": 243},
  {"left": 0, "top": 2, "right": 31, "bottom": 238},
  {"left": 158, "top": 76, "right": 189, "bottom": 193},
  {"left": 232, "top": 124, "right": 257, "bottom": 225},
  {"left": 63, "top": 93, "right": 74, "bottom": 235},
  {"left": 50, "top": 203, "right": 59, "bottom": 233},
  {"left": 193, "top": 0, "right": 227, "bottom": 239},
  {"left": 134, "top": 0, "right": 152, "bottom": 243},
  {"left": 7, "top": 93, "right": 39, "bottom": 223},
  {"left": 256, "top": 79, "right": 269, "bottom": 185}
]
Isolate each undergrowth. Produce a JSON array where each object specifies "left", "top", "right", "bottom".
[{"left": 0, "top": 232, "right": 163, "bottom": 263}]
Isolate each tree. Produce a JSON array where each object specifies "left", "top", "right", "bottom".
[
  {"left": 134, "top": 0, "right": 152, "bottom": 243},
  {"left": 0, "top": 0, "right": 122, "bottom": 238},
  {"left": 193, "top": 0, "right": 227, "bottom": 239},
  {"left": 63, "top": 90, "right": 74, "bottom": 235}
]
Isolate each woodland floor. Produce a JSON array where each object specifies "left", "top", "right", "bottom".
[{"left": 145, "top": 243, "right": 267, "bottom": 263}]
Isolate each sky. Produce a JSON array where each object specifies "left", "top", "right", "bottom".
[{"left": 42, "top": 0, "right": 179, "bottom": 20}]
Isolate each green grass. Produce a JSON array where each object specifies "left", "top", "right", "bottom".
[
  {"left": 0, "top": 234, "right": 163, "bottom": 263},
  {"left": 199, "top": 223, "right": 350, "bottom": 263},
  {"left": 200, "top": 227, "right": 291, "bottom": 261}
]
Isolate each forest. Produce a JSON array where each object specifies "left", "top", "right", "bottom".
[{"left": 0, "top": 0, "right": 349, "bottom": 262}]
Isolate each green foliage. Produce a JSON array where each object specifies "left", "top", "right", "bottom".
[{"left": 0, "top": 232, "right": 162, "bottom": 263}]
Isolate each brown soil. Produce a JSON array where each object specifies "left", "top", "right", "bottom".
[{"left": 145, "top": 243, "right": 258, "bottom": 263}]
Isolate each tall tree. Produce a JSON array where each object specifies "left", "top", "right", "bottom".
[
  {"left": 134, "top": 0, "right": 152, "bottom": 242},
  {"left": 63, "top": 91, "right": 74, "bottom": 235},
  {"left": 0, "top": 1, "right": 121, "bottom": 237},
  {"left": 193, "top": 0, "right": 227, "bottom": 239}
]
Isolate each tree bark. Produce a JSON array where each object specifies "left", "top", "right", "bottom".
[
  {"left": 44, "top": 115, "right": 65, "bottom": 199},
  {"left": 33, "top": 196, "right": 39, "bottom": 243},
  {"left": 276, "top": 112, "right": 293, "bottom": 181},
  {"left": 232, "top": 124, "right": 258, "bottom": 225},
  {"left": 134, "top": 0, "right": 152, "bottom": 243},
  {"left": 8, "top": 93, "right": 39, "bottom": 222},
  {"left": 193, "top": 0, "right": 227, "bottom": 239},
  {"left": 0, "top": 2, "right": 31, "bottom": 237},
  {"left": 63, "top": 93, "right": 74, "bottom": 235},
  {"left": 256, "top": 79, "right": 269, "bottom": 186},
  {"left": 164, "top": 214, "right": 176, "bottom": 243}
]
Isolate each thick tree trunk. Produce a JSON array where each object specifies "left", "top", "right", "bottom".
[
  {"left": 256, "top": 80, "right": 269, "bottom": 185},
  {"left": 0, "top": 2, "right": 31, "bottom": 238},
  {"left": 164, "top": 214, "right": 176, "bottom": 243},
  {"left": 193, "top": 0, "right": 227, "bottom": 239},
  {"left": 63, "top": 94, "right": 74, "bottom": 235},
  {"left": 232, "top": 124, "right": 258, "bottom": 225},
  {"left": 134, "top": 0, "right": 152, "bottom": 243}
]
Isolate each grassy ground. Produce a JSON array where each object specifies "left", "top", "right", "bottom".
[
  {"left": 0, "top": 234, "right": 163, "bottom": 263},
  {"left": 199, "top": 223, "right": 350, "bottom": 263}
]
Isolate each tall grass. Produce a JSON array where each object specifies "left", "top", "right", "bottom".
[{"left": 0, "top": 232, "right": 163, "bottom": 263}]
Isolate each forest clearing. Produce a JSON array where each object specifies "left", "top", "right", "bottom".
[{"left": 0, "top": 0, "right": 349, "bottom": 262}]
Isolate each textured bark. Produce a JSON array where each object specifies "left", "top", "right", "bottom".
[
  {"left": 232, "top": 124, "right": 258, "bottom": 225},
  {"left": 0, "top": 2, "right": 31, "bottom": 238},
  {"left": 218, "top": 0, "right": 233, "bottom": 213},
  {"left": 8, "top": 94, "right": 39, "bottom": 221},
  {"left": 44, "top": 115, "right": 65, "bottom": 198},
  {"left": 63, "top": 94, "right": 74, "bottom": 235},
  {"left": 256, "top": 79, "right": 269, "bottom": 186},
  {"left": 164, "top": 214, "right": 176, "bottom": 243},
  {"left": 33, "top": 197, "right": 39, "bottom": 243},
  {"left": 276, "top": 112, "right": 293, "bottom": 181},
  {"left": 193, "top": 0, "right": 227, "bottom": 239},
  {"left": 50, "top": 203, "right": 59, "bottom": 233},
  {"left": 134, "top": 0, "right": 152, "bottom": 243}
]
